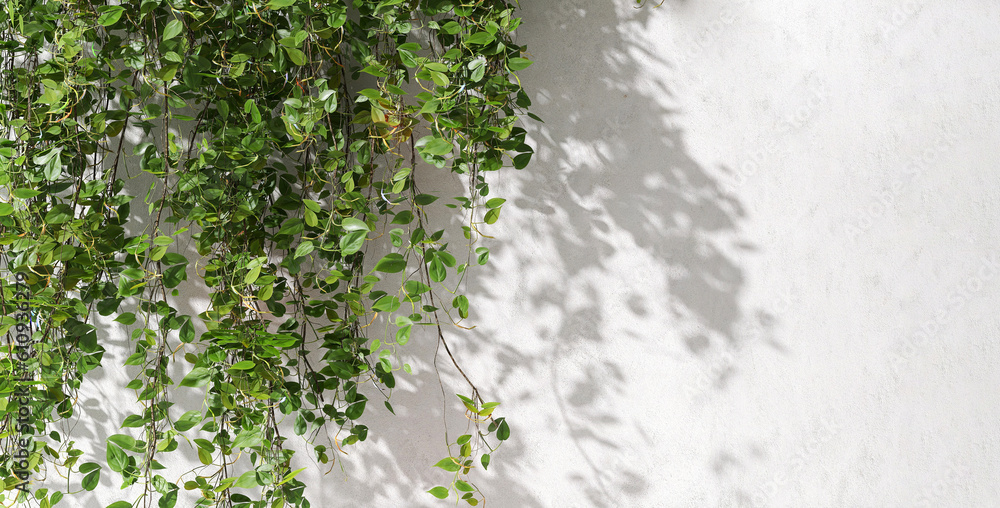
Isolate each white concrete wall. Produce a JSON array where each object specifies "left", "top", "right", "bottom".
[{"left": 72, "top": 1, "right": 1000, "bottom": 507}]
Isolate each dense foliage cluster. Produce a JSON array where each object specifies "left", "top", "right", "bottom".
[{"left": 0, "top": 0, "right": 533, "bottom": 505}]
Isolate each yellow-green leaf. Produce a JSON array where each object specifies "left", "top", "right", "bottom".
[{"left": 162, "top": 19, "right": 183, "bottom": 41}]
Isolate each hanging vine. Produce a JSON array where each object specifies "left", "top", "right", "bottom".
[{"left": 0, "top": 0, "right": 534, "bottom": 505}]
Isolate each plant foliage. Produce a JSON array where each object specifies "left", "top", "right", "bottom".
[{"left": 0, "top": 0, "right": 533, "bottom": 505}]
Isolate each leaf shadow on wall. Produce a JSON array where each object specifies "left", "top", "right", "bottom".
[{"left": 457, "top": 1, "right": 778, "bottom": 506}]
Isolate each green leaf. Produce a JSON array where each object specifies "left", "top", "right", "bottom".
[
  {"left": 232, "top": 427, "right": 263, "bottom": 449},
  {"left": 43, "top": 149, "right": 63, "bottom": 181},
  {"left": 438, "top": 251, "right": 456, "bottom": 267},
  {"left": 284, "top": 47, "right": 307, "bottom": 66},
  {"left": 174, "top": 410, "right": 202, "bottom": 432},
  {"left": 433, "top": 458, "right": 461, "bottom": 472},
  {"left": 163, "top": 263, "right": 188, "bottom": 288},
  {"left": 496, "top": 419, "right": 510, "bottom": 441},
  {"left": 428, "top": 486, "right": 450, "bottom": 499},
  {"left": 465, "top": 31, "right": 495, "bottom": 46},
  {"left": 106, "top": 443, "right": 127, "bottom": 472},
  {"left": 82, "top": 469, "right": 100, "bottom": 491},
  {"left": 106, "top": 502, "right": 132, "bottom": 508},
  {"left": 121, "top": 415, "right": 145, "bottom": 428},
  {"left": 124, "top": 352, "right": 146, "bottom": 366},
  {"left": 122, "top": 268, "right": 144, "bottom": 281},
  {"left": 475, "top": 247, "right": 489, "bottom": 265},
  {"left": 470, "top": 59, "right": 486, "bottom": 81},
  {"left": 97, "top": 6, "right": 125, "bottom": 26},
  {"left": 179, "top": 317, "right": 194, "bottom": 343},
  {"left": 477, "top": 401, "right": 500, "bottom": 417},
  {"left": 304, "top": 208, "right": 318, "bottom": 227},
  {"left": 257, "top": 285, "right": 274, "bottom": 301},
  {"left": 508, "top": 57, "right": 533, "bottom": 71},
  {"left": 245, "top": 99, "right": 261, "bottom": 124},
  {"left": 345, "top": 400, "right": 366, "bottom": 420},
  {"left": 277, "top": 467, "right": 307, "bottom": 486},
  {"left": 395, "top": 325, "right": 411, "bottom": 345},
  {"left": 390, "top": 210, "right": 414, "bottom": 224},
  {"left": 372, "top": 296, "right": 400, "bottom": 313},
  {"left": 294, "top": 240, "right": 314, "bottom": 259},
  {"left": 453, "top": 295, "right": 469, "bottom": 319},
  {"left": 197, "top": 448, "right": 212, "bottom": 465},
  {"left": 277, "top": 217, "right": 304, "bottom": 236},
  {"left": 419, "top": 99, "right": 439, "bottom": 115},
  {"left": 398, "top": 48, "right": 417, "bottom": 67},
  {"left": 456, "top": 480, "right": 474, "bottom": 492},
  {"left": 159, "top": 490, "right": 177, "bottom": 508},
  {"left": 33, "top": 146, "right": 58, "bottom": 165},
  {"left": 235, "top": 470, "right": 258, "bottom": 488},
  {"left": 303, "top": 199, "right": 321, "bottom": 212},
  {"left": 481, "top": 453, "right": 490, "bottom": 470},
  {"left": 357, "top": 88, "right": 383, "bottom": 103},
  {"left": 424, "top": 138, "right": 454, "bottom": 156},
  {"left": 414, "top": 194, "right": 438, "bottom": 205},
  {"left": 244, "top": 264, "right": 262, "bottom": 285},
  {"left": 179, "top": 367, "right": 211, "bottom": 388},
  {"left": 194, "top": 439, "right": 214, "bottom": 453},
  {"left": 230, "top": 360, "right": 255, "bottom": 371},
  {"left": 12, "top": 188, "right": 41, "bottom": 199},
  {"left": 429, "top": 258, "right": 446, "bottom": 282},
  {"left": 45, "top": 204, "right": 73, "bottom": 224},
  {"left": 293, "top": 413, "right": 307, "bottom": 435},
  {"left": 108, "top": 434, "right": 137, "bottom": 451},
  {"left": 340, "top": 230, "right": 367, "bottom": 255},
  {"left": 404, "top": 280, "right": 430, "bottom": 295},
  {"left": 162, "top": 19, "right": 183, "bottom": 41},
  {"left": 341, "top": 217, "right": 370, "bottom": 231},
  {"left": 484, "top": 208, "right": 501, "bottom": 225},
  {"left": 430, "top": 64, "right": 450, "bottom": 88},
  {"left": 514, "top": 152, "right": 532, "bottom": 169},
  {"left": 457, "top": 394, "right": 477, "bottom": 412},
  {"left": 267, "top": 0, "right": 296, "bottom": 8},
  {"left": 115, "top": 312, "right": 137, "bottom": 325},
  {"left": 150, "top": 245, "right": 167, "bottom": 261},
  {"left": 0, "top": 203, "right": 13, "bottom": 216},
  {"left": 374, "top": 253, "right": 406, "bottom": 273}
]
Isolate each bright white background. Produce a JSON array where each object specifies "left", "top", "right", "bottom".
[{"left": 73, "top": 1, "right": 1000, "bottom": 507}]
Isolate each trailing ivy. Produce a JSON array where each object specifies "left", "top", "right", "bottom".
[{"left": 0, "top": 0, "right": 533, "bottom": 506}]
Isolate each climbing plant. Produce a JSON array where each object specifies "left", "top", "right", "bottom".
[{"left": 0, "top": 0, "right": 534, "bottom": 505}]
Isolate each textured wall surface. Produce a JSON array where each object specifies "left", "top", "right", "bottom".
[{"left": 75, "top": 1, "right": 1000, "bottom": 507}]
